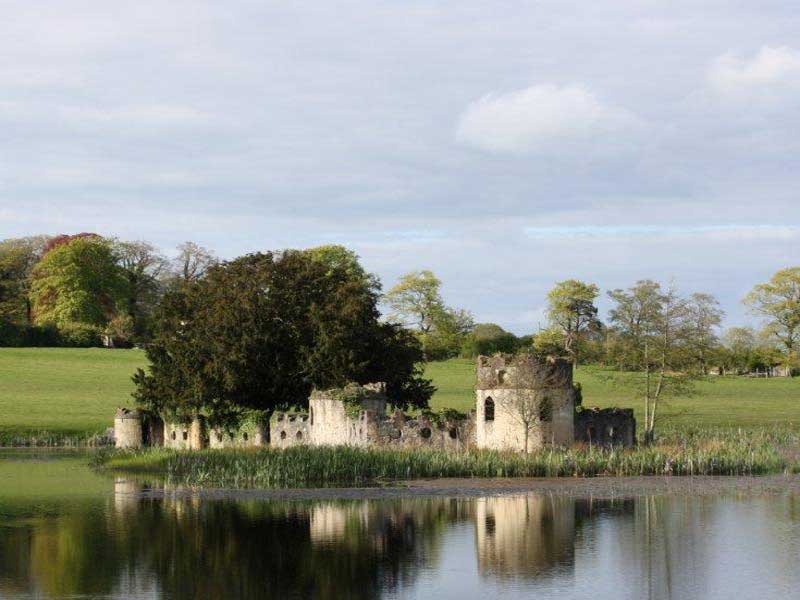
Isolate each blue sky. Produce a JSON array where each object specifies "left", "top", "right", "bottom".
[{"left": 1, "top": 1, "right": 798, "bottom": 333}]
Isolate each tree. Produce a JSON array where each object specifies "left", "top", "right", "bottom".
[
  {"left": 0, "top": 236, "right": 50, "bottom": 325},
  {"left": 423, "top": 306, "right": 475, "bottom": 360},
  {"left": 385, "top": 270, "right": 474, "bottom": 359},
  {"left": 684, "top": 293, "right": 724, "bottom": 374},
  {"left": 134, "top": 250, "right": 433, "bottom": 424},
  {"left": 461, "top": 323, "right": 518, "bottom": 357},
  {"left": 112, "top": 239, "right": 168, "bottom": 339},
  {"left": 607, "top": 280, "right": 663, "bottom": 370},
  {"left": 385, "top": 270, "right": 444, "bottom": 334},
  {"left": 608, "top": 281, "right": 696, "bottom": 444},
  {"left": 546, "top": 279, "right": 601, "bottom": 368},
  {"left": 170, "top": 242, "right": 217, "bottom": 285},
  {"left": 744, "top": 267, "right": 800, "bottom": 360},
  {"left": 29, "top": 236, "right": 128, "bottom": 329}
]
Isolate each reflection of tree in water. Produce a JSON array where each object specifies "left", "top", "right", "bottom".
[{"left": 0, "top": 484, "right": 470, "bottom": 599}]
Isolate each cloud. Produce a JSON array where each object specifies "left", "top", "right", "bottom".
[
  {"left": 708, "top": 46, "right": 800, "bottom": 96},
  {"left": 455, "top": 83, "right": 643, "bottom": 154}
]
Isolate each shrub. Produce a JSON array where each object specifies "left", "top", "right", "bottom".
[{"left": 58, "top": 322, "right": 102, "bottom": 347}]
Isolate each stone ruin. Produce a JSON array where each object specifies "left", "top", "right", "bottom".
[
  {"left": 574, "top": 407, "right": 636, "bottom": 447},
  {"left": 113, "top": 356, "right": 635, "bottom": 451}
]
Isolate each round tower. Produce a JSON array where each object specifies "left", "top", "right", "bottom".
[
  {"left": 114, "top": 407, "right": 143, "bottom": 449},
  {"left": 475, "top": 354, "right": 575, "bottom": 452}
]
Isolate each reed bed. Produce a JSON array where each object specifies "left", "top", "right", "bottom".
[{"left": 96, "top": 428, "right": 800, "bottom": 489}]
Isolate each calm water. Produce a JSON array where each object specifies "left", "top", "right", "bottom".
[{"left": 1, "top": 452, "right": 800, "bottom": 599}]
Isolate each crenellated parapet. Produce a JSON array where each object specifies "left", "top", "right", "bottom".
[{"left": 476, "top": 354, "right": 573, "bottom": 390}]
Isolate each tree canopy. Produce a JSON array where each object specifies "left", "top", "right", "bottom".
[
  {"left": 744, "top": 267, "right": 800, "bottom": 359},
  {"left": 29, "top": 236, "right": 128, "bottom": 328},
  {"left": 134, "top": 250, "right": 433, "bottom": 423}
]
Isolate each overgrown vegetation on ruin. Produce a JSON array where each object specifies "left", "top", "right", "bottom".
[{"left": 95, "top": 427, "right": 800, "bottom": 487}]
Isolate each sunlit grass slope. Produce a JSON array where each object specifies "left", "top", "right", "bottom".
[
  {"left": 0, "top": 348, "right": 146, "bottom": 442},
  {"left": 425, "top": 358, "right": 800, "bottom": 429}
]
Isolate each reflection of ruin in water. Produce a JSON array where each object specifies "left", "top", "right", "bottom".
[{"left": 5, "top": 470, "right": 800, "bottom": 599}]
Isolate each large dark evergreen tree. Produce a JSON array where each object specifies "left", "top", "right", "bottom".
[{"left": 133, "top": 248, "right": 433, "bottom": 423}]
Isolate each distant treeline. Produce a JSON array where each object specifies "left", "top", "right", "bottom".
[
  {"left": 0, "top": 234, "right": 217, "bottom": 347},
  {"left": 1, "top": 234, "right": 798, "bottom": 380}
]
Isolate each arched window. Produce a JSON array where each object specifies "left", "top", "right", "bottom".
[
  {"left": 296, "top": 431, "right": 303, "bottom": 440},
  {"left": 171, "top": 431, "right": 176, "bottom": 441},
  {"left": 280, "top": 431, "right": 287, "bottom": 440},
  {"left": 420, "top": 427, "right": 432, "bottom": 439},
  {"left": 182, "top": 431, "right": 188, "bottom": 441},
  {"left": 242, "top": 432, "right": 249, "bottom": 442},
  {"left": 484, "top": 397, "right": 495, "bottom": 422}
]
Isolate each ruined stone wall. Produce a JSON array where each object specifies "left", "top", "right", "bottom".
[
  {"left": 114, "top": 408, "right": 143, "bottom": 449},
  {"left": 476, "top": 355, "right": 575, "bottom": 452},
  {"left": 209, "top": 422, "right": 270, "bottom": 449},
  {"left": 270, "top": 413, "right": 311, "bottom": 449},
  {"left": 164, "top": 417, "right": 206, "bottom": 450},
  {"left": 574, "top": 408, "right": 635, "bottom": 447}
]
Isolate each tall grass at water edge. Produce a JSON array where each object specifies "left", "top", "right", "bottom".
[{"left": 96, "top": 427, "right": 800, "bottom": 489}]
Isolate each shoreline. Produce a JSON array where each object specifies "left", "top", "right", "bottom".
[{"left": 122, "top": 474, "right": 800, "bottom": 502}]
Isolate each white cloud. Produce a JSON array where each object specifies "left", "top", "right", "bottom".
[
  {"left": 708, "top": 46, "right": 800, "bottom": 95},
  {"left": 455, "top": 83, "right": 642, "bottom": 154}
]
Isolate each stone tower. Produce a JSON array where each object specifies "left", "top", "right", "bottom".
[
  {"left": 475, "top": 354, "right": 575, "bottom": 451},
  {"left": 114, "top": 407, "right": 143, "bottom": 449}
]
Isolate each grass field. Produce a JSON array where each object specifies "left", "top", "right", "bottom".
[
  {"left": 1, "top": 349, "right": 798, "bottom": 443},
  {"left": 0, "top": 348, "right": 146, "bottom": 443},
  {"left": 426, "top": 359, "right": 800, "bottom": 429}
]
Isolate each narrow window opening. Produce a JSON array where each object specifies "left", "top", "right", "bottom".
[
  {"left": 182, "top": 431, "right": 188, "bottom": 441},
  {"left": 296, "top": 431, "right": 303, "bottom": 440},
  {"left": 280, "top": 431, "right": 287, "bottom": 440},
  {"left": 420, "top": 427, "right": 432, "bottom": 439},
  {"left": 448, "top": 428, "right": 458, "bottom": 440},
  {"left": 484, "top": 397, "right": 495, "bottom": 422}
]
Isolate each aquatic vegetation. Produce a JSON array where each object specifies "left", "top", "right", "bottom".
[{"left": 97, "top": 427, "right": 800, "bottom": 488}]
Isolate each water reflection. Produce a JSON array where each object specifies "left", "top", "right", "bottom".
[{"left": 2, "top": 455, "right": 800, "bottom": 599}]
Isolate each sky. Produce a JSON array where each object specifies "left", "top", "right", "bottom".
[{"left": 1, "top": 1, "right": 798, "bottom": 334}]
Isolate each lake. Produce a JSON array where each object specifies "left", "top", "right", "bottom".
[{"left": 1, "top": 451, "right": 799, "bottom": 599}]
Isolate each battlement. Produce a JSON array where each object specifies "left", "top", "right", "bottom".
[{"left": 476, "top": 354, "right": 572, "bottom": 390}]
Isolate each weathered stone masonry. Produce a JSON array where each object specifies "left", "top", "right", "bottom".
[{"left": 114, "top": 355, "right": 635, "bottom": 451}]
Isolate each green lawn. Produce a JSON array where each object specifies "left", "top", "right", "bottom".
[
  {"left": 0, "top": 350, "right": 798, "bottom": 442},
  {"left": 0, "top": 348, "right": 146, "bottom": 441},
  {"left": 427, "top": 358, "right": 800, "bottom": 429}
]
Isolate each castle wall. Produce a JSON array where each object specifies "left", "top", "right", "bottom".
[
  {"left": 164, "top": 417, "right": 206, "bottom": 450},
  {"left": 209, "top": 422, "right": 270, "bottom": 449},
  {"left": 574, "top": 408, "right": 636, "bottom": 447},
  {"left": 270, "top": 413, "right": 311, "bottom": 449}
]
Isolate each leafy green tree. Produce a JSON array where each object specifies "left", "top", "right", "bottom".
[
  {"left": 134, "top": 250, "right": 433, "bottom": 423},
  {"left": 29, "top": 236, "right": 128, "bottom": 329},
  {"left": 385, "top": 270, "right": 444, "bottom": 334},
  {"left": 461, "top": 323, "right": 518, "bottom": 357},
  {"left": 0, "top": 236, "right": 50, "bottom": 325},
  {"left": 608, "top": 281, "right": 697, "bottom": 444},
  {"left": 385, "top": 270, "right": 474, "bottom": 360},
  {"left": 684, "top": 293, "right": 724, "bottom": 374},
  {"left": 545, "top": 279, "right": 601, "bottom": 368},
  {"left": 744, "top": 267, "right": 800, "bottom": 360}
]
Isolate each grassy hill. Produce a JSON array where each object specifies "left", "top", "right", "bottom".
[{"left": 1, "top": 349, "right": 798, "bottom": 443}]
